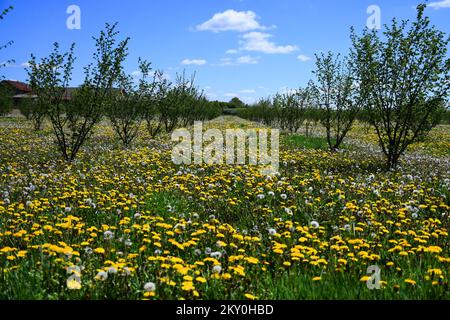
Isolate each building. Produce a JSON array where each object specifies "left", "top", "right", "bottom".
[
  {"left": 0, "top": 80, "right": 80, "bottom": 107},
  {"left": 1, "top": 80, "right": 38, "bottom": 107},
  {"left": 1, "top": 80, "right": 126, "bottom": 108},
  {"left": 0, "top": 80, "right": 36, "bottom": 106}
]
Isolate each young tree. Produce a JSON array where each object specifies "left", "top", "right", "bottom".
[
  {"left": 144, "top": 70, "right": 169, "bottom": 138},
  {"left": 312, "top": 52, "right": 360, "bottom": 151},
  {"left": 351, "top": 4, "right": 450, "bottom": 168},
  {"left": 18, "top": 97, "right": 46, "bottom": 130},
  {"left": 0, "top": 5, "right": 14, "bottom": 116},
  {"left": 28, "top": 23, "right": 129, "bottom": 161},
  {"left": 157, "top": 71, "right": 205, "bottom": 132},
  {"left": 0, "top": 83, "right": 13, "bottom": 116},
  {"left": 274, "top": 86, "right": 314, "bottom": 133},
  {"left": 106, "top": 59, "right": 152, "bottom": 146},
  {"left": 0, "top": 5, "right": 14, "bottom": 71},
  {"left": 229, "top": 97, "right": 245, "bottom": 109},
  {"left": 27, "top": 42, "right": 76, "bottom": 139}
]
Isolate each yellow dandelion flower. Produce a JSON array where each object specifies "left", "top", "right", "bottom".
[
  {"left": 67, "top": 278, "right": 82, "bottom": 290},
  {"left": 94, "top": 247, "right": 105, "bottom": 254},
  {"left": 195, "top": 277, "right": 207, "bottom": 283},
  {"left": 244, "top": 293, "right": 257, "bottom": 300}
]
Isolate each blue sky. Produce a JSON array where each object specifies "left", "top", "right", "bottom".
[{"left": 1, "top": 0, "right": 450, "bottom": 103}]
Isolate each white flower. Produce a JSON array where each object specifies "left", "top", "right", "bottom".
[
  {"left": 67, "top": 265, "right": 81, "bottom": 276},
  {"left": 122, "top": 267, "right": 131, "bottom": 276},
  {"left": 205, "top": 247, "right": 212, "bottom": 255},
  {"left": 268, "top": 228, "right": 277, "bottom": 236},
  {"left": 310, "top": 221, "right": 320, "bottom": 229},
  {"left": 95, "top": 271, "right": 108, "bottom": 281},
  {"left": 284, "top": 207, "right": 293, "bottom": 215},
  {"left": 280, "top": 194, "right": 287, "bottom": 200},
  {"left": 104, "top": 230, "right": 114, "bottom": 240},
  {"left": 257, "top": 194, "right": 265, "bottom": 200},
  {"left": 212, "top": 265, "right": 222, "bottom": 274},
  {"left": 344, "top": 224, "right": 351, "bottom": 231},
  {"left": 268, "top": 191, "right": 275, "bottom": 197},
  {"left": 412, "top": 213, "right": 419, "bottom": 219},
  {"left": 65, "top": 206, "right": 72, "bottom": 213},
  {"left": 211, "top": 251, "right": 222, "bottom": 259},
  {"left": 144, "top": 282, "right": 156, "bottom": 292},
  {"left": 84, "top": 247, "right": 93, "bottom": 255},
  {"left": 192, "top": 213, "right": 200, "bottom": 220}
]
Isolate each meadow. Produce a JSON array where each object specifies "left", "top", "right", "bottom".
[{"left": 0, "top": 115, "right": 448, "bottom": 300}]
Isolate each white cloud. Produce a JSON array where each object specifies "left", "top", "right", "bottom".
[
  {"left": 181, "top": 59, "right": 207, "bottom": 66},
  {"left": 239, "top": 32, "right": 297, "bottom": 54},
  {"left": 218, "top": 57, "right": 234, "bottom": 66},
  {"left": 196, "top": 9, "right": 269, "bottom": 32},
  {"left": 131, "top": 70, "right": 142, "bottom": 77},
  {"left": 241, "top": 96, "right": 256, "bottom": 104},
  {"left": 218, "top": 55, "right": 259, "bottom": 66},
  {"left": 428, "top": 0, "right": 450, "bottom": 9},
  {"left": 278, "top": 86, "right": 298, "bottom": 95},
  {"left": 297, "top": 54, "right": 312, "bottom": 62},
  {"left": 206, "top": 92, "right": 218, "bottom": 99},
  {"left": 2, "top": 61, "right": 30, "bottom": 68},
  {"left": 236, "top": 55, "right": 259, "bottom": 64},
  {"left": 226, "top": 49, "right": 239, "bottom": 54}
]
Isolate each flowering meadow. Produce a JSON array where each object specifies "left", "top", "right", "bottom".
[{"left": 0, "top": 116, "right": 449, "bottom": 300}]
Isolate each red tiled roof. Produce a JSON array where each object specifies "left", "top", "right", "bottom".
[{"left": 1, "top": 80, "right": 32, "bottom": 93}]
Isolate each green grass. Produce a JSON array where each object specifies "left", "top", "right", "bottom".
[{"left": 282, "top": 134, "right": 332, "bottom": 150}]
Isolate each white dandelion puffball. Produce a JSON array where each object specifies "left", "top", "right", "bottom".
[
  {"left": 268, "top": 228, "right": 277, "bottom": 236},
  {"left": 103, "top": 230, "right": 114, "bottom": 240},
  {"left": 212, "top": 265, "right": 222, "bottom": 274},
  {"left": 95, "top": 271, "right": 108, "bottom": 281},
  {"left": 144, "top": 282, "right": 156, "bottom": 292},
  {"left": 310, "top": 221, "right": 320, "bottom": 229}
]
